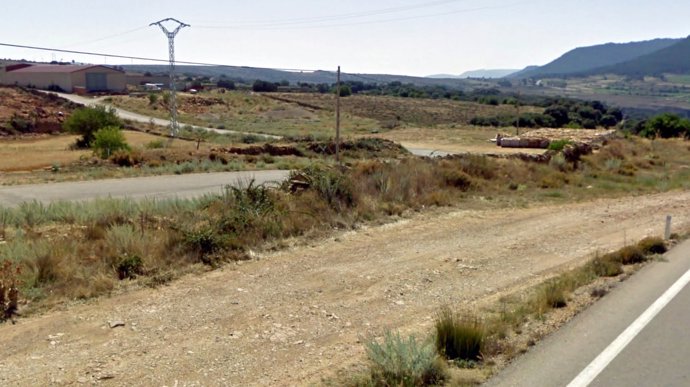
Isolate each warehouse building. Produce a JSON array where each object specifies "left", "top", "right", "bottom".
[{"left": 0, "top": 64, "right": 126, "bottom": 94}]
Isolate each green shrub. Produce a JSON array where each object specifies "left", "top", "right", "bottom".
[
  {"left": 637, "top": 237, "right": 667, "bottom": 255},
  {"left": 183, "top": 225, "right": 226, "bottom": 264},
  {"left": 364, "top": 331, "right": 447, "bottom": 387},
  {"left": 148, "top": 93, "right": 158, "bottom": 105},
  {"left": 434, "top": 307, "right": 484, "bottom": 362},
  {"left": 92, "top": 126, "right": 130, "bottom": 159},
  {"left": 548, "top": 139, "right": 573, "bottom": 152},
  {"left": 63, "top": 105, "right": 122, "bottom": 148}
]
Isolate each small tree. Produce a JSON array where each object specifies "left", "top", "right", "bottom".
[
  {"left": 63, "top": 105, "right": 121, "bottom": 148},
  {"left": 643, "top": 113, "right": 690, "bottom": 139},
  {"left": 336, "top": 84, "right": 352, "bottom": 97},
  {"left": 92, "top": 126, "right": 130, "bottom": 159}
]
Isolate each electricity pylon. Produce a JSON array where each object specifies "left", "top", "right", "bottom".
[{"left": 150, "top": 18, "right": 189, "bottom": 137}]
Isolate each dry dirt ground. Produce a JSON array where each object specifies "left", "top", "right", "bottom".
[{"left": 1, "top": 191, "right": 689, "bottom": 386}]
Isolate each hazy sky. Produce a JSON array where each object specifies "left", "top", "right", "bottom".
[{"left": 2, "top": 0, "right": 689, "bottom": 76}]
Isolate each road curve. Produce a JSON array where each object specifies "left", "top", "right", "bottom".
[{"left": 0, "top": 170, "right": 290, "bottom": 207}]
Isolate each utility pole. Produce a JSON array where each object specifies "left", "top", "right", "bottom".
[
  {"left": 150, "top": 18, "right": 190, "bottom": 138},
  {"left": 515, "top": 91, "right": 521, "bottom": 136},
  {"left": 335, "top": 66, "right": 341, "bottom": 165}
]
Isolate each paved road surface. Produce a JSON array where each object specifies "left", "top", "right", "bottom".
[
  {"left": 485, "top": 238, "right": 690, "bottom": 387},
  {"left": 0, "top": 170, "right": 290, "bottom": 207}
]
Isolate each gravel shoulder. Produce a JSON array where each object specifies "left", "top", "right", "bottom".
[{"left": 1, "top": 191, "right": 688, "bottom": 386}]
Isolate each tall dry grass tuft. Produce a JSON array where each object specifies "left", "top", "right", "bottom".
[{"left": 434, "top": 307, "right": 485, "bottom": 362}]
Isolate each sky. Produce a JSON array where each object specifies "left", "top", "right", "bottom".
[{"left": 2, "top": 0, "right": 690, "bottom": 77}]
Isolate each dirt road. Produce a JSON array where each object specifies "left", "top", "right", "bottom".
[{"left": 1, "top": 191, "right": 688, "bottom": 386}]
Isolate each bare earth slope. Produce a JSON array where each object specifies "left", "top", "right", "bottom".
[{"left": 1, "top": 192, "right": 689, "bottom": 386}]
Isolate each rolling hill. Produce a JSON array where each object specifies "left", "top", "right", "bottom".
[
  {"left": 511, "top": 38, "right": 682, "bottom": 78},
  {"left": 586, "top": 36, "right": 690, "bottom": 77}
]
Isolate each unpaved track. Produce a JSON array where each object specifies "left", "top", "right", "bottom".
[{"left": 1, "top": 191, "right": 689, "bottom": 386}]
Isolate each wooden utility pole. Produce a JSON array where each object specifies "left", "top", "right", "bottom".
[
  {"left": 515, "top": 91, "right": 521, "bottom": 136},
  {"left": 335, "top": 66, "right": 341, "bottom": 164}
]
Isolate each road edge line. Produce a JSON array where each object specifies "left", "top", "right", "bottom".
[{"left": 566, "top": 267, "right": 690, "bottom": 387}]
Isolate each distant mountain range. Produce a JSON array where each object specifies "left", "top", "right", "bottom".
[
  {"left": 96, "top": 35, "right": 690, "bottom": 87},
  {"left": 427, "top": 69, "right": 519, "bottom": 79},
  {"left": 121, "top": 64, "right": 473, "bottom": 88},
  {"left": 511, "top": 36, "right": 690, "bottom": 79}
]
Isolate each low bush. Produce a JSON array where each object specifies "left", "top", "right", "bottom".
[
  {"left": 296, "top": 166, "right": 356, "bottom": 210},
  {"left": 605, "top": 245, "right": 646, "bottom": 265},
  {"left": 0, "top": 260, "right": 20, "bottom": 321},
  {"left": 110, "top": 149, "right": 144, "bottom": 167},
  {"left": 588, "top": 256, "right": 624, "bottom": 277},
  {"left": 548, "top": 139, "right": 573, "bottom": 152},
  {"left": 92, "top": 126, "right": 130, "bottom": 159},
  {"left": 434, "top": 307, "right": 484, "bottom": 362},
  {"left": 637, "top": 237, "right": 667, "bottom": 255},
  {"left": 364, "top": 330, "right": 447, "bottom": 387},
  {"left": 116, "top": 254, "right": 144, "bottom": 280}
]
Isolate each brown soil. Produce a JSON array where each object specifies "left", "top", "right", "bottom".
[
  {"left": 0, "top": 87, "right": 77, "bottom": 135},
  {"left": 1, "top": 191, "right": 688, "bottom": 386}
]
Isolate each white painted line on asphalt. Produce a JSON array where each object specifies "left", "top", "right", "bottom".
[{"left": 567, "top": 267, "right": 690, "bottom": 387}]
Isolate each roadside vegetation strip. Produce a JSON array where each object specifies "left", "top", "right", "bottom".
[
  {"left": 0, "top": 136, "right": 689, "bottom": 319},
  {"left": 335, "top": 237, "right": 673, "bottom": 386}
]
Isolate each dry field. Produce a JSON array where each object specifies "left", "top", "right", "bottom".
[
  {"left": 270, "top": 92, "right": 543, "bottom": 127},
  {"left": 0, "top": 132, "right": 204, "bottom": 173},
  {"left": 109, "top": 91, "right": 379, "bottom": 138}
]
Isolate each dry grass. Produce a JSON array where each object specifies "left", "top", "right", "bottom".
[
  {"left": 0, "top": 135, "right": 89, "bottom": 172},
  {"left": 110, "top": 91, "right": 379, "bottom": 138},
  {"left": 272, "top": 93, "right": 542, "bottom": 127},
  {"left": 0, "top": 131, "right": 205, "bottom": 173}
]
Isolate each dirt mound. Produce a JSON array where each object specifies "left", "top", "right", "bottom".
[
  {"left": 211, "top": 144, "right": 305, "bottom": 157},
  {"left": 0, "top": 87, "right": 78, "bottom": 136}
]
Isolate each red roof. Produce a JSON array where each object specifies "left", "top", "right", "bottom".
[{"left": 7, "top": 65, "right": 123, "bottom": 74}]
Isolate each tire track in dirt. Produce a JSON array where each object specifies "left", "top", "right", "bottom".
[{"left": 0, "top": 191, "right": 688, "bottom": 386}]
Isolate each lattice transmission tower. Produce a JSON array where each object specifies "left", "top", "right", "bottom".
[{"left": 150, "top": 18, "right": 190, "bottom": 137}]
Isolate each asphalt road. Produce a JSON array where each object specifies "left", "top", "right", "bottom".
[
  {"left": 485, "top": 238, "right": 690, "bottom": 387},
  {"left": 0, "top": 170, "right": 290, "bottom": 207}
]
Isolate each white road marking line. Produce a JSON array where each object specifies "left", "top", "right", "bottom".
[{"left": 567, "top": 267, "right": 690, "bottom": 387}]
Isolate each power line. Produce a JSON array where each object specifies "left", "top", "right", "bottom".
[
  {"left": 195, "top": 0, "right": 472, "bottom": 29},
  {"left": 0, "top": 42, "right": 324, "bottom": 73},
  {"left": 0, "top": 42, "right": 438, "bottom": 85},
  {"left": 63, "top": 26, "right": 149, "bottom": 48},
  {"left": 194, "top": 0, "right": 533, "bottom": 30}
]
